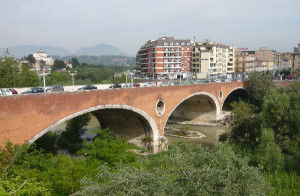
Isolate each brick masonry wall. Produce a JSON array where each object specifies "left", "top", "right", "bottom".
[{"left": 0, "top": 82, "right": 246, "bottom": 145}]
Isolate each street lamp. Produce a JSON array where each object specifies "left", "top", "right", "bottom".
[
  {"left": 38, "top": 68, "right": 50, "bottom": 93},
  {"left": 68, "top": 70, "right": 77, "bottom": 89}
]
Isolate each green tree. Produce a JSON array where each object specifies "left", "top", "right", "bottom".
[
  {"left": 70, "top": 58, "right": 80, "bottom": 68},
  {"left": 77, "top": 128, "right": 139, "bottom": 167},
  {"left": 46, "top": 71, "right": 71, "bottom": 86},
  {"left": 229, "top": 101, "right": 262, "bottom": 146},
  {"left": 257, "top": 129, "right": 283, "bottom": 172},
  {"left": 247, "top": 71, "right": 275, "bottom": 110},
  {"left": 57, "top": 113, "right": 91, "bottom": 150},
  {"left": 20, "top": 63, "right": 40, "bottom": 87},
  {"left": 0, "top": 51, "right": 20, "bottom": 87},
  {"left": 74, "top": 143, "right": 271, "bottom": 195},
  {"left": 26, "top": 54, "right": 36, "bottom": 64},
  {"left": 53, "top": 59, "right": 66, "bottom": 70}
]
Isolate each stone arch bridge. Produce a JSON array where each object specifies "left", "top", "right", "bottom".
[{"left": 0, "top": 82, "right": 247, "bottom": 152}]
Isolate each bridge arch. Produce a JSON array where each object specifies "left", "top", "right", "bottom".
[
  {"left": 29, "top": 104, "right": 160, "bottom": 150},
  {"left": 222, "top": 87, "right": 248, "bottom": 110},
  {"left": 164, "top": 92, "right": 220, "bottom": 131}
]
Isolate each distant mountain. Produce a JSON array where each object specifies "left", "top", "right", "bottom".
[
  {"left": 0, "top": 43, "right": 129, "bottom": 58},
  {"left": 75, "top": 43, "right": 128, "bottom": 56},
  {"left": 0, "top": 45, "right": 72, "bottom": 58}
]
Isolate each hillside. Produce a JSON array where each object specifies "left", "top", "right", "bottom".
[
  {"left": 1, "top": 43, "right": 129, "bottom": 58},
  {"left": 55, "top": 55, "right": 136, "bottom": 66}
]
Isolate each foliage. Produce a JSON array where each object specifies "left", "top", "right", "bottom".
[
  {"left": 20, "top": 63, "right": 40, "bottom": 87},
  {"left": 46, "top": 71, "right": 71, "bottom": 86},
  {"left": 229, "top": 101, "right": 262, "bottom": 146},
  {"left": 26, "top": 54, "right": 36, "bottom": 64},
  {"left": 261, "top": 87, "right": 300, "bottom": 157},
  {"left": 0, "top": 51, "right": 20, "bottom": 88},
  {"left": 247, "top": 71, "right": 275, "bottom": 110},
  {"left": 57, "top": 113, "right": 91, "bottom": 149},
  {"left": 257, "top": 129, "right": 284, "bottom": 172},
  {"left": 53, "top": 59, "right": 66, "bottom": 70},
  {"left": 77, "top": 128, "right": 139, "bottom": 167},
  {"left": 74, "top": 142, "right": 270, "bottom": 196},
  {"left": 57, "top": 55, "right": 136, "bottom": 66},
  {"left": 263, "top": 171, "right": 300, "bottom": 196},
  {"left": 0, "top": 143, "right": 97, "bottom": 195},
  {"left": 70, "top": 58, "right": 80, "bottom": 68},
  {"left": 34, "top": 131, "right": 57, "bottom": 153}
]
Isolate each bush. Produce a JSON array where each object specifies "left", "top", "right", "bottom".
[{"left": 73, "top": 143, "right": 271, "bottom": 195}]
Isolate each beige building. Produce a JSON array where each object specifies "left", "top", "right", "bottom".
[
  {"left": 191, "top": 41, "right": 235, "bottom": 79},
  {"left": 255, "top": 47, "right": 281, "bottom": 72},
  {"left": 291, "top": 43, "right": 300, "bottom": 72}
]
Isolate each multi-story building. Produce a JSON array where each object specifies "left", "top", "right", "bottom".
[
  {"left": 191, "top": 41, "right": 235, "bottom": 79},
  {"left": 136, "top": 37, "right": 192, "bottom": 79},
  {"left": 291, "top": 43, "right": 300, "bottom": 72},
  {"left": 280, "top": 52, "right": 291, "bottom": 71},
  {"left": 255, "top": 47, "right": 281, "bottom": 72}
]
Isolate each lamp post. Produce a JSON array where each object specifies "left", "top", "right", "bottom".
[
  {"left": 38, "top": 68, "right": 50, "bottom": 93},
  {"left": 68, "top": 70, "right": 77, "bottom": 90}
]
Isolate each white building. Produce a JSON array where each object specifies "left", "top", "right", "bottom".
[
  {"left": 33, "top": 49, "right": 54, "bottom": 71},
  {"left": 191, "top": 41, "right": 235, "bottom": 79}
]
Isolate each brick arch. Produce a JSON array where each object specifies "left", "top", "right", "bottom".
[
  {"left": 163, "top": 92, "right": 220, "bottom": 132},
  {"left": 29, "top": 104, "right": 160, "bottom": 146},
  {"left": 221, "top": 87, "right": 247, "bottom": 110}
]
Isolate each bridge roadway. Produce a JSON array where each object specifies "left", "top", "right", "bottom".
[{"left": 0, "top": 82, "right": 247, "bottom": 152}]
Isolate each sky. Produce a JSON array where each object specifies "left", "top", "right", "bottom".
[{"left": 0, "top": 0, "right": 299, "bottom": 56}]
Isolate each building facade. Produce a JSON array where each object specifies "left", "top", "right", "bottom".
[
  {"left": 32, "top": 49, "right": 54, "bottom": 71},
  {"left": 191, "top": 41, "right": 235, "bottom": 79},
  {"left": 136, "top": 37, "right": 192, "bottom": 79}
]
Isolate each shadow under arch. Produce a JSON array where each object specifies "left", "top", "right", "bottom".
[
  {"left": 222, "top": 87, "right": 248, "bottom": 111},
  {"left": 164, "top": 92, "right": 220, "bottom": 132},
  {"left": 29, "top": 104, "right": 160, "bottom": 149}
]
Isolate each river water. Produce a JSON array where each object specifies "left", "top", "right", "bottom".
[{"left": 51, "top": 115, "right": 230, "bottom": 147}]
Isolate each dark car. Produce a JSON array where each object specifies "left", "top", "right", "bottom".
[
  {"left": 46, "top": 85, "right": 64, "bottom": 92},
  {"left": 109, "top": 83, "right": 122, "bottom": 88},
  {"left": 78, "top": 85, "right": 97, "bottom": 90},
  {"left": 21, "top": 87, "right": 45, "bottom": 94}
]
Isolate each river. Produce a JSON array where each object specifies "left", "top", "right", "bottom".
[{"left": 51, "top": 115, "right": 230, "bottom": 147}]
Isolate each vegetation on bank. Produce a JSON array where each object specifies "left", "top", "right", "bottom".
[{"left": 220, "top": 71, "right": 300, "bottom": 195}]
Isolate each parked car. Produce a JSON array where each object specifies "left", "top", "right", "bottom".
[
  {"left": 8, "top": 89, "right": 18, "bottom": 94},
  {"left": 0, "top": 89, "right": 12, "bottom": 96},
  {"left": 123, "top": 83, "right": 132, "bottom": 88},
  {"left": 144, "top": 82, "right": 156, "bottom": 87},
  {"left": 109, "top": 83, "right": 122, "bottom": 88},
  {"left": 46, "top": 85, "right": 64, "bottom": 92},
  {"left": 133, "top": 83, "right": 140, "bottom": 88},
  {"left": 78, "top": 85, "right": 97, "bottom": 90},
  {"left": 21, "top": 87, "right": 45, "bottom": 94}
]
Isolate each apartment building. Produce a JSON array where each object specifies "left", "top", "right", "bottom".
[
  {"left": 136, "top": 37, "right": 192, "bottom": 79},
  {"left": 291, "top": 43, "right": 300, "bottom": 72},
  {"left": 191, "top": 41, "right": 235, "bottom": 79},
  {"left": 255, "top": 47, "right": 281, "bottom": 72}
]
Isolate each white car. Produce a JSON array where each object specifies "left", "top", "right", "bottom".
[
  {"left": 144, "top": 82, "right": 156, "bottom": 87},
  {"left": 0, "top": 89, "right": 12, "bottom": 96}
]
